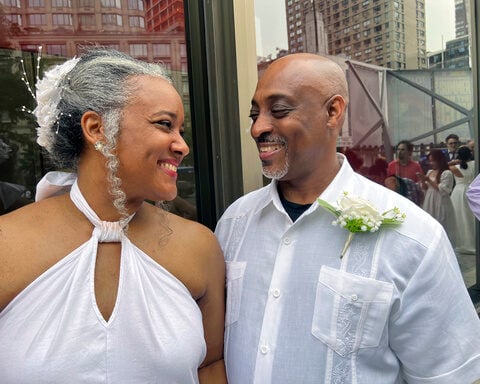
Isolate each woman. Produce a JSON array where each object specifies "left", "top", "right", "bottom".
[
  {"left": 0, "top": 49, "right": 226, "bottom": 383},
  {"left": 418, "top": 148, "right": 456, "bottom": 245},
  {"left": 450, "top": 145, "right": 476, "bottom": 254}
]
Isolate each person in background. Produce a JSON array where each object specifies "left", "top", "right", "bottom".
[
  {"left": 450, "top": 146, "right": 476, "bottom": 254},
  {"left": 0, "top": 48, "right": 226, "bottom": 383},
  {"left": 445, "top": 133, "right": 460, "bottom": 165},
  {"left": 466, "top": 138, "right": 475, "bottom": 160},
  {"left": 386, "top": 140, "right": 423, "bottom": 182},
  {"left": 418, "top": 148, "right": 456, "bottom": 245},
  {"left": 367, "top": 157, "right": 388, "bottom": 185},
  {"left": 384, "top": 140, "right": 424, "bottom": 205},
  {"left": 215, "top": 53, "right": 480, "bottom": 384}
]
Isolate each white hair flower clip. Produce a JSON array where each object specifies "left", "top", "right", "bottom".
[
  {"left": 20, "top": 47, "right": 79, "bottom": 153},
  {"left": 318, "top": 191, "right": 405, "bottom": 258}
]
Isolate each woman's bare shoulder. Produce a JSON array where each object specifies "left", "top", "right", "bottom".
[
  {"left": 0, "top": 195, "right": 92, "bottom": 311},
  {"left": 1, "top": 195, "right": 71, "bottom": 236},
  {"left": 138, "top": 203, "right": 218, "bottom": 246}
]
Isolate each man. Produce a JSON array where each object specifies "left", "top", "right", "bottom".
[
  {"left": 385, "top": 140, "right": 424, "bottom": 205},
  {"left": 386, "top": 140, "right": 423, "bottom": 182},
  {"left": 215, "top": 53, "right": 480, "bottom": 383},
  {"left": 445, "top": 133, "right": 460, "bottom": 165}
]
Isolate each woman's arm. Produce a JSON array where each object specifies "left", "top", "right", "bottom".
[
  {"left": 196, "top": 230, "right": 227, "bottom": 383},
  {"left": 438, "top": 170, "right": 454, "bottom": 195}
]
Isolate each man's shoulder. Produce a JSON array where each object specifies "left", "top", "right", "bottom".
[
  {"left": 353, "top": 174, "right": 440, "bottom": 242},
  {"left": 219, "top": 184, "right": 271, "bottom": 220},
  {"left": 407, "top": 160, "right": 422, "bottom": 168}
]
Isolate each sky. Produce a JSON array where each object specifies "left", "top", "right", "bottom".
[{"left": 254, "top": 0, "right": 456, "bottom": 57}]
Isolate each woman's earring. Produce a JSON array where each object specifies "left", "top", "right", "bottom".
[{"left": 94, "top": 141, "right": 104, "bottom": 152}]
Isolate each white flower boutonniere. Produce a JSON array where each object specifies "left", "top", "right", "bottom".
[{"left": 318, "top": 191, "right": 405, "bottom": 258}]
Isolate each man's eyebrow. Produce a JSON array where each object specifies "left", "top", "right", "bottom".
[{"left": 251, "top": 93, "right": 292, "bottom": 107}]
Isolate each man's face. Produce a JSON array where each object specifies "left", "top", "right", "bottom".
[
  {"left": 248, "top": 62, "right": 338, "bottom": 182},
  {"left": 396, "top": 143, "right": 410, "bottom": 162},
  {"left": 447, "top": 137, "right": 459, "bottom": 152}
]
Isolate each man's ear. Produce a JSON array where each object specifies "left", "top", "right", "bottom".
[
  {"left": 81, "top": 111, "right": 104, "bottom": 147},
  {"left": 326, "top": 95, "right": 347, "bottom": 129}
]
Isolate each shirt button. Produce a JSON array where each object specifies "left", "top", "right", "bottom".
[
  {"left": 272, "top": 288, "right": 281, "bottom": 298},
  {"left": 351, "top": 294, "right": 358, "bottom": 302},
  {"left": 283, "top": 237, "right": 291, "bottom": 245},
  {"left": 260, "top": 345, "right": 269, "bottom": 354}
]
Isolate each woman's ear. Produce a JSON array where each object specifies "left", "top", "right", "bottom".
[
  {"left": 326, "top": 95, "right": 347, "bottom": 129},
  {"left": 81, "top": 111, "right": 104, "bottom": 147}
]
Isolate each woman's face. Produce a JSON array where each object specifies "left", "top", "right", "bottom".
[
  {"left": 114, "top": 75, "right": 189, "bottom": 204},
  {"left": 428, "top": 155, "right": 437, "bottom": 169}
]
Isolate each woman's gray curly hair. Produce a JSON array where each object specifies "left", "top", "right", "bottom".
[{"left": 41, "top": 48, "right": 171, "bottom": 224}]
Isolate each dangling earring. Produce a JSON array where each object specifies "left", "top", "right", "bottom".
[{"left": 94, "top": 141, "right": 104, "bottom": 152}]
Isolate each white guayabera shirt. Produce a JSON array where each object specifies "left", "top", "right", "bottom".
[{"left": 215, "top": 154, "right": 480, "bottom": 384}]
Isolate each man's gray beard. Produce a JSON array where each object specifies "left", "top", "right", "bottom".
[{"left": 262, "top": 158, "right": 289, "bottom": 180}]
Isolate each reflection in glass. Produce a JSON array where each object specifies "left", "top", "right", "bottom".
[
  {"left": 0, "top": 0, "right": 196, "bottom": 220},
  {"left": 254, "top": 0, "right": 476, "bottom": 288}
]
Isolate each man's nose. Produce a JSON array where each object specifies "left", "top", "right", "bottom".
[{"left": 250, "top": 113, "right": 273, "bottom": 139}]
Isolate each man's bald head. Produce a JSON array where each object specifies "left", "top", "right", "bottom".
[{"left": 259, "top": 53, "right": 349, "bottom": 105}]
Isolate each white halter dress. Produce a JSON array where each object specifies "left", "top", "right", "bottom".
[{"left": 0, "top": 173, "right": 206, "bottom": 383}]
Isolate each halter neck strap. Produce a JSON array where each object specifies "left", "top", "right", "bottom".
[{"left": 70, "top": 180, "right": 134, "bottom": 243}]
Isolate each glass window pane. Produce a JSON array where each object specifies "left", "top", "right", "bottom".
[
  {"left": 254, "top": 0, "right": 477, "bottom": 289},
  {"left": 0, "top": 0, "right": 197, "bottom": 220}
]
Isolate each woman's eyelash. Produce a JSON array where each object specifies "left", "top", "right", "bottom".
[{"left": 155, "top": 120, "right": 172, "bottom": 128}]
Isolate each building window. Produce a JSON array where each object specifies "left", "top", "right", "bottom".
[
  {"left": 180, "top": 43, "right": 187, "bottom": 57},
  {"left": 5, "top": 14, "right": 22, "bottom": 25},
  {"left": 3, "top": 0, "right": 21, "bottom": 7},
  {"left": 52, "top": 0, "right": 71, "bottom": 7},
  {"left": 28, "top": 14, "right": 47, "bottom": 25},
  {"left": 79, "top": 0, "right": 95, "bottom": 6},
  {"left": 101, "top": 0, "right": 121, "bottom": 8},
  {"left": 129, "top": 16, "right": 144, "bottom": 28},
  {"left": 52, "top": 14, "right": 72, "bottom": 25},
  {"left": 153, "top": 43, "right": 170, "bottom": 57},
  {"left": 128, "top": 0, "right": 144, "bottom": 11},
  {"left": 28, "top": 0, "right": 45, "bottom": 7},
  {"left": 102, "top": 14, "right": 122, "bottom": 26},
  {"left": 46, "top": 44, "right": 67, "bottom": 56},
  {"left": 129, "top": 43, "right": 147, "bottom": 58},
  {"left": 79, "top": 14, "right": 95, "bottom": 26}
]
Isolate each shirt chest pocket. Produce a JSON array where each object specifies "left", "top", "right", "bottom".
[
  {"left": 311, "top": 266, "right": 393, "bottom": 357},
  {"left": 225, "top": 261, "right": 247, "bottom": 327}
]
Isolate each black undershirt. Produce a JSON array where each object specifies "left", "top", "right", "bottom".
[{"left": 279, "top": 191, "right": 312, "bottom": 222}]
